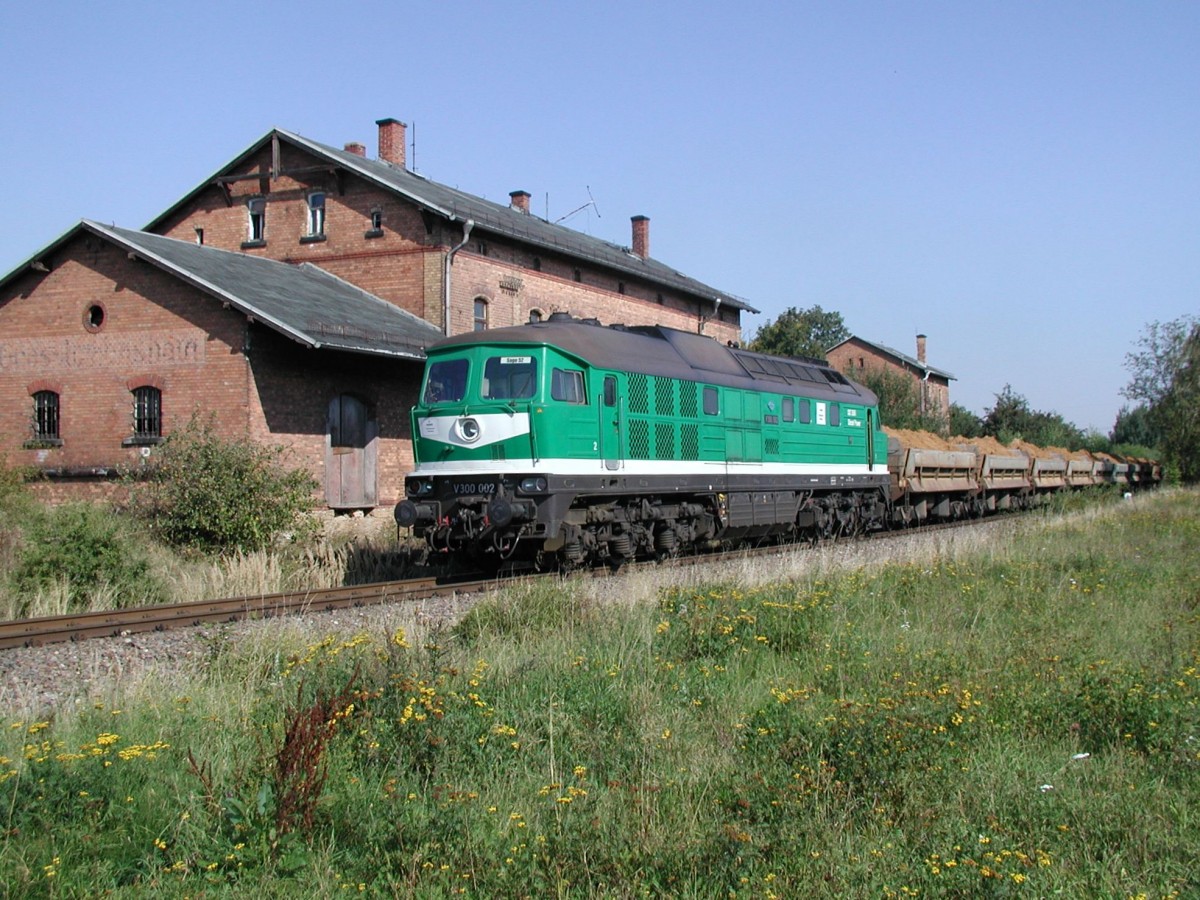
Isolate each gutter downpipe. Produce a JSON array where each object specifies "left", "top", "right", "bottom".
[
  {"left": 443, "top": 219, "right": 475, "bottom": 336},
  {"left": 703, "top": 296, "right": 721, "bottom": 334}
]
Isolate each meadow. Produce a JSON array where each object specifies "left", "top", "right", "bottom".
[{"left": 1, "top": 490, "right": 1196, "bottom": 897}]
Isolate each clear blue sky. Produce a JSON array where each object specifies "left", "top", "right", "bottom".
[{"left": 2, "top": 1, "right": 1197, "bottom": 432}]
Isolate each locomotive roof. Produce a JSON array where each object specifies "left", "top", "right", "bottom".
[{"left": 432, "top": 316, "right": 876, "bottom": 404}]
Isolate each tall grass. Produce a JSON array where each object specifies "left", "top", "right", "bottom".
[{"left": 0, "top": 490, "right": 1196, "bottom": 896}]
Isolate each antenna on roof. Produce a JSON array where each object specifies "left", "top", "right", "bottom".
[
  {"left": 411, "top": 121, "right": 416, "bottom": 173},
  {"left": 553, "top": 186, "right": 601, "bottom": 224}
]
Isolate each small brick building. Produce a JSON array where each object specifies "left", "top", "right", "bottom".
[
  {"left": 0, "top": 118, "right": 754, "bottom": 509},
  {"left": 826, "top": 334, "right": 955, "bottom": 423}
]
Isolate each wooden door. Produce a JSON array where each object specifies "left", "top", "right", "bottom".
[{"left": 325, "top": 393, "right": 378, "bottom": 508}]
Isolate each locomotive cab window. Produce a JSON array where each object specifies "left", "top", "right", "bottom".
[
  {"left": 603, "top": 375, "right": 617, "bottom": 407},
  {"left": 782, "top": 397, "right": 794, "bottom": 423},
  {"left": 798, "top": 399, "right": 812, "bottom": 424},
  {"left": 703, "top": 386, "right": 719, "bottom": 415},
  {"left": 829, "top": 403, "right": 841, "bottom": 427},
  {"left": 551, "top": 368, "right": 585, "bottom": 404},
  {"left": 424, "top": 358, "right": 469, "bottom": 404},
  {"left": 483, "top": 355, "right": 538, "bottom": 400}
]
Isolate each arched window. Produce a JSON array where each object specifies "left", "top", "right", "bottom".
[
  {"left": 132, "top": 386, "right": 162, "bottom": 441},
  {"left": 33, "top": 390, "right": 60, "bottom": 442},
  {"left": 473, "top": 297, "right": 489, "bottom": 331}
]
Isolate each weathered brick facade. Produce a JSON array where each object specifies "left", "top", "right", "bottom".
[
  {"left": 0, "top": 230, "right": 422, "bottom": 506},
  {"left": 827, "top": 335, "right": 953, "bottom": 422},
  {"left": 2, "top": 119, "right": 749, "bottom": 510}
]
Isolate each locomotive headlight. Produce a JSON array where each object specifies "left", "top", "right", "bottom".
[
  {"left": 519, "top": 476, "right": 548, "bottom": 493},
  {"left": 456, "top": 417, "right": 482, "bottom": 443},
  {"left": 406, "top": 477, "right": 435, "bottom": 497}
]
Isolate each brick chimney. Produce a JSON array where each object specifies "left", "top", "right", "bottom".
[
  {"left": 916, "top": 334, "right": 927, "bottom": 365},
  {"left": 344, "top": 141, "right": 367, "bottom": 157},
  {"left": 376, "top": 118, "right": 407, "bottom": 168},
  {"left": 631, "top": 215, "right": 650, "bottom": 258},
  {"left": 510, "top": 190, "right": 531, "bottom": 214}
]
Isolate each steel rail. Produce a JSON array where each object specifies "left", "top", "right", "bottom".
[
  {"left": 0, "top": 574, "right": 503, "bottom": 651},
  {"left": 0, "top": 515, "right": 1013, "bottom": 651}
]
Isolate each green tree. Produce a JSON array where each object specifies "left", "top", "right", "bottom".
[
  {"left": 849, "top": 365, "right": 946, "bottom": 433},
  {"left": 1123, "top": 316, "right": 1200, "bottom": 482},
  {"left": 981, "top": 384, "right": 1084, "bottom": 448},
  {"left": 1110, "top": 404, "right": 1160, "bottom": 449},
  {"left": 748, "top": 305, "right": 850, "bottom": 361},
  {"left": 127, "top": 415, "right": 318, "bottom": 553},
  {"left": 948, "top": 403, "right": 982, "bottom": 439}
]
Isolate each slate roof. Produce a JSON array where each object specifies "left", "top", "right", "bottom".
[
  {"left": 1, "top": 221, "right": 444, "bottom": 360},
  {"left": 827, "top": 335, "right": 956, "bottom": 381},
  {"left": 146, "top": 128, "right": 757, "bottom": 315}
]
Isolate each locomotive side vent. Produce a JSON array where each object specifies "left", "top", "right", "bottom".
[
  {"left": 681, "top": 424, "right": 700, "bottom": 459},
  {"left": 655, "top": 423, "right": 676, "bottom": 460},
  {"left": 680, "top": 383, "right": 699, "bottom": 419},
  {"left": 654, "top": 377, "right": 675, "bottom": 416},
  {"left": 630, "top": 420, "right": 651, "bottom": 459},
  {"left": 629, "top": 374, "right": 650, "bottom": 415}
]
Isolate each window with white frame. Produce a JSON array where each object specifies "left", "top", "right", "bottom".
[
  {"left": 473, "top": 297, "right": 489, "bottom": 331},
  {"left": 247, "top": 198, "right": 266, "bottom": 243},
  {"left": 306, "top": 191, "right": 326, "bottom": 237}
]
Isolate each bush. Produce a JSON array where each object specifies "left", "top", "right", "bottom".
[
  {"left": 0, "top": 457, "right": 36, "bottom": 574},
  {"left": 9, "top": 502, "right": 163, "bottom": 613},
  {"left": 128, "top": 416, "right": 318, "bottom": 554}
]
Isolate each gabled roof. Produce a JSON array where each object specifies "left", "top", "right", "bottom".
[
  {"left": 0, "top": 221, "right": 444, "bottom": 360},
  {"left": 827, "top": 335, "right": 956, "bottom": 381},
  {"left": 145, "top": 128, "right": 757, "bottom": 315}
]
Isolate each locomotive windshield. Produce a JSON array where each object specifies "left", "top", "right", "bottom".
[
  {"left": 423, "top": 358, "right": 468, "bottom": 404},
  {"left": 483, "top": 355, "right": 538, "bottom": 400}
]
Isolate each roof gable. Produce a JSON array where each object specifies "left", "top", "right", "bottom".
[
  {"left": 145, "top": 128, "right": 756, "bottom": 314},
  {"left": 828, "top": 335, "right": 955, "bottom": 381},
  {"left": 0, "top": 220, "right": 444, "bottom": 360}
]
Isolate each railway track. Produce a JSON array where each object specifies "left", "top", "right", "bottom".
[
  {"left": 0, "top": 515, "right": 1014, "bottom": 651},
  {"left": 0, "top": 573, "right": 502, "bottom": 651}
]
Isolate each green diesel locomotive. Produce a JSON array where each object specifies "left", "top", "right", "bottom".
[{"left": 394, "top": 313, "right": 891, "bottom": 567}]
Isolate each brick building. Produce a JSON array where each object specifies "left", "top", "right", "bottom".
[
  {"left": 0, "top": 118, "right": 753, "bottom": 508},
  {"left": 826, "top": 334, "right": 955, "bottom": 423}
]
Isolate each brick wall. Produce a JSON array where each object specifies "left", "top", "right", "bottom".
[
  {"left": 0, "top": 234, "right": 251, "bottom": 475},
  {"left": 0, "top": 230, "right": 423, "bottom": 507},
  {"left": 247, "top": 330, "right": 422, "bottom": 506},
  {"left": 827, "top": 338, "right": 952, "bottom": 420},
  {"left": 153, "top": 139, "right": 744, "bottom": 345},
  {"left": 447, "top": 252, "right": 742, "bottom": 344}
]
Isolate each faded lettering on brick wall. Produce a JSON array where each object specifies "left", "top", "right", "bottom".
[{"left": 0, "top": 331, "right": 206, "bottom": 374}]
